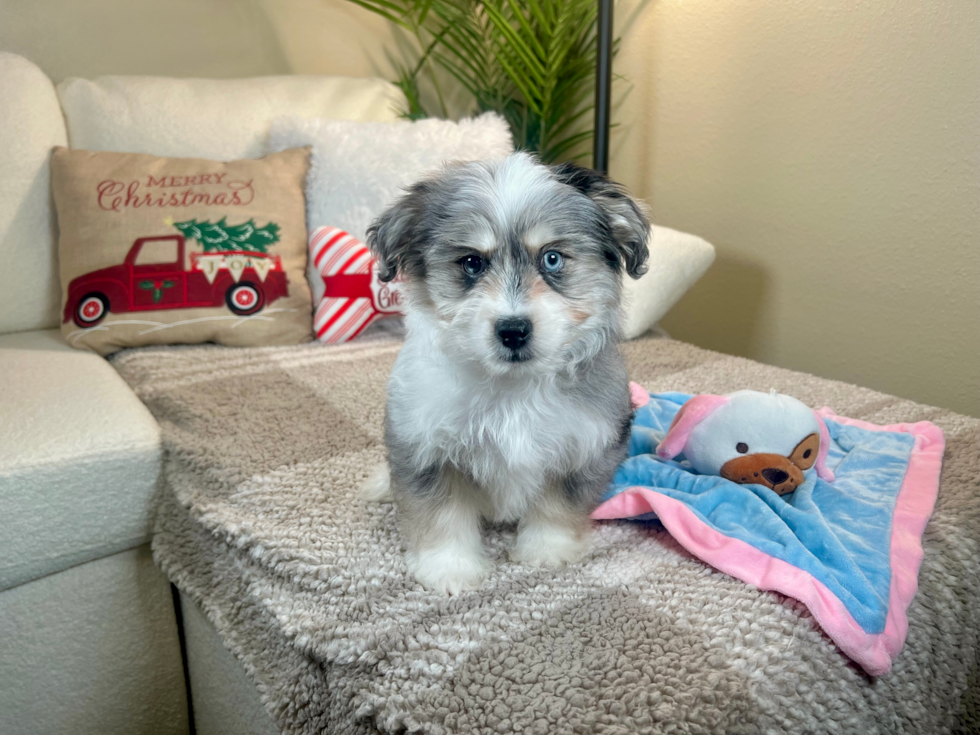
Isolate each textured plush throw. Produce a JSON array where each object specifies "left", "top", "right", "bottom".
[{"left": 111, "top": 336, "right": 980, "bottom": 734}]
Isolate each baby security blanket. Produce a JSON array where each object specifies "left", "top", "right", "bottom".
[{"left": 594, "top": 386, "right": 945, "bottom": 675}]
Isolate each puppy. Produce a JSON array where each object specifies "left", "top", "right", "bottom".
[{"left": 362, "top": 152, "right": 650, "bottom": 594}]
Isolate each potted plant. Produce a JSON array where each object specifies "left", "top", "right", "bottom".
[{"left": 348, "top": 0, "right": 620, "bottom": 163}]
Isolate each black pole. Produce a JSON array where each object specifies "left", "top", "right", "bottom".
[
  {"left": 171, "top": 584, "right": 197, "bottom": 735},
  {"left": 593, "top": 0, "right": 614, "bottom": 175}
]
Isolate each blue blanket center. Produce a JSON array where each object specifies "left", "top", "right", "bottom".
[{"left": 604, "top": 392, "right": 916, "bottom": 633}]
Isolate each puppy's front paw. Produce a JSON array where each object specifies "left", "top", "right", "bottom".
[
  {"left": 359, "top": 462, "right": 393, "bottom": 502},
  {"left": 408, "top": 546, "right": 490, "bottom": 595},
  {"left": 511, "top": 523, "right": 590, "bottom": 569}
]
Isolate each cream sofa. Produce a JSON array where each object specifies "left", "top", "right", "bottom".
[
  {"left": 0, "top": 54, "right": 185, "bottom": 735},
  {"left": 0, "top": 52, "right": 405, "bottom": 735}
]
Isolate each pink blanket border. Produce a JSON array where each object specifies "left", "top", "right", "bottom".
[{"left": 592, "top": 408, "right": 945, "bottom": 676}]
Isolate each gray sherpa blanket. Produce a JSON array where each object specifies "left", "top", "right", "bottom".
[{"left": 111, "top": 335, "right": 980, "bottom": 735}]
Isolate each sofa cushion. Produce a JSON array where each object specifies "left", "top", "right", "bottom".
[
  {"left": 0, "top": 329, "right": 162, "bottom": 591},
  {"left": 0, "top": 53, "right": 69, "bottom": 334},
  {"left": 57, "top": 74, "right": 406, "bottom": 160}
]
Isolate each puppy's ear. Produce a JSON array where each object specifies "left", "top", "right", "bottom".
[
  {"left": 366, "top": 182, "right": 430, "bottom": 282},
  {"left": 551, "top": 162, "right": 651, "bottom": 279}
]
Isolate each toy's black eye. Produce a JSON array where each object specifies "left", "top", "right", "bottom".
[
  {"left": 460, "top": 255, "right": 485, "bottom": 277},
  {"left": 542, "top": 251, "right": 563, "bottom": 273},
  {"left": 736, "top": 442, "right": 749, "bottom": 454},
  {"left": 803, "top": 448, "right": 812, "bottom": 459}
]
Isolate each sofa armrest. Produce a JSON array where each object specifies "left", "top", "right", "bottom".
[{"left": 0, "top": 329, "right": 162, "bottom": 590}]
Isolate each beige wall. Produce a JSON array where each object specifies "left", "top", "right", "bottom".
[
  {"left": 2, "top": 0, "right": 977, "bottom": 416},
  {"left": 613, "top": 0, "right": 979, "bottom": 417},
  {"left": 0, "top": 0, "right": 398, "bottom": 82}
]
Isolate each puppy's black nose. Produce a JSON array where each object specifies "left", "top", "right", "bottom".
[
  {"left": 761, "top": 468, "right": 789, "bottom": 485},
  {"left": 496, "top": 317, "right": 532, "bottom": 351}
]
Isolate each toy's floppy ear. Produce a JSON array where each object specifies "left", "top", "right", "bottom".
[
  {"left": 812, "top": 411, "right": 836, "bottom": 482},
  {"left": 629, "top": 381, "right": 650, "bottom": 409},
  {"left": 656, "top": 394, "right": 730, "bottom": 460}
]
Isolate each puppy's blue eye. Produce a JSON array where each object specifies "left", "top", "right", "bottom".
[
  {"left": 542, "top": 251, "right": 563, "bottom": 273},
  {"left": 461, "top": 255, "right": 485, "bottom": 277}
]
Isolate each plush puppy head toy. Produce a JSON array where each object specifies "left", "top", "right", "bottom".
[{"left": 655, "top": 390, "right": 835, "bottom": 495}]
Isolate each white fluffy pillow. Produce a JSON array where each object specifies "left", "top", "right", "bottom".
[
  {"left": 268, "top": 112, "right": 513, "bottom": 236},
  {"left": 622, "top": 225, "right": 715, "bottom": 339},
  {"left": 267, "top": 112, "right": 514, "bottom": 300}
]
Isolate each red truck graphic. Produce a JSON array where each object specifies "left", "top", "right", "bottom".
[{"left": 64, "top": 235, "right": 289, "bottom": 328}]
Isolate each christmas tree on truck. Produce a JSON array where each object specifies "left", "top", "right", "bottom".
[{"left": 169, "top": 217, "right": 281, "bottom": 253}]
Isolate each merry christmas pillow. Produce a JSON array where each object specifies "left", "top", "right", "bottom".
[{"left": 51, "top": 147, "right": 313, "bottom": 354}]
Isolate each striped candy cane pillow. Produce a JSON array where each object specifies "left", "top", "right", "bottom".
[{"left": 308, "top": 225, "right": 406, "bottom": 343}]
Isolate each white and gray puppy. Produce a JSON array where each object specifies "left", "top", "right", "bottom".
[{"left": 361, "top": 152, "right": 650, "bottom": 594}]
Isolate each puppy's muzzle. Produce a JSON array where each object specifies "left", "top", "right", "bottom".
[{"left": 495, "top": 317, "right": 533, "bottom": 353}]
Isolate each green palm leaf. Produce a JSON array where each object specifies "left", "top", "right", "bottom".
[{"left": 347, "top": 0, "right": 620, "bottom": 163}]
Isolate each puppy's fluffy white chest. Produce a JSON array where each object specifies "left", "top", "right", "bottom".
[{"left": 387, "top": 320, "right": 614, "bottom": 521}]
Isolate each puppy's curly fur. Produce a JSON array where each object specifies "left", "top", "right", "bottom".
[{"left": 362, "top": 153, "right": 650, "bottom": 594}]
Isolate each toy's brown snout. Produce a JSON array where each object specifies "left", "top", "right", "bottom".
[
  {"left": 720, "top": 454, "right": 805, "bottom": 495},
  {"left": 718, "top": 433, "right": 821, "bottom": 496}
]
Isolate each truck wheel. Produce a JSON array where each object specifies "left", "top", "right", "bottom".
[
  {"left": 74, "top": 293, "right": 109, "bottom": 327},
  {"left": 226, "top": 282, "right": 265, "bottom": 316}
]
